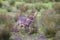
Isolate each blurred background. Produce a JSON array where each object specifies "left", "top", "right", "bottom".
[{"left": 0, "top": 0, "right": 60, "bottom": 40}]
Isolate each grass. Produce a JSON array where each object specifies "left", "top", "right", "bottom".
[
  {"left": 0, "top": 8, "right": 7, "bottom": 12},
  {"left": 0, "top": 1, "right": 53, "bottom": 15},
  {"left": 0, "top": 1, "right": 57, "bottom": 40}
]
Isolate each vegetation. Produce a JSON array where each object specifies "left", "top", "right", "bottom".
[
  {"left": 0, "top": 0, "right": 60, "bottom": 40},
  {"left": 0, "top": 2, "right": 3, "bottom": 8},
  {"left": 0, "top": 30, "right": 11, "bottom": 40},
  {"left": 9, "top": 0, "right": 15, "bottom": 6}
]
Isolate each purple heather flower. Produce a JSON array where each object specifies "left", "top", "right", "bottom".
[
  {"left": 38, "top": 35, "right": 44, "bottom": 40},
  {"left": 39, "top": 36, "right": 44, "bottom": 40}
]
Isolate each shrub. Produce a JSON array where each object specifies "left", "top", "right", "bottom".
[
  {"left": 53, "top": 3, "right": 60, "bottom": 14},
  {"left": 0, "top": 2, "right": 2, "bottom": 8},
  {"left": 45, "top": 29, "right": 56, "bottom": 38},
  {"left": 7, "top": 7, "right": 12, "bottom": 12},
  {"left": 0, "top": 30, "right": 11, "bottom": 40},
  {"left": 9, "top": 0, "right": 15, "bottom": 6},
  {"left": 55, "top": 0, "right": 60, "bottom": 2},
  {"left": 20, "top": 5, "right": 28, "bottom": 13},
  {"left": 23, "top": 0, "right": 40, "bottom": 3},
  {"left": 3, "top": 0, "right": 6, "bottom": 1},
  {"left": 41, "top": 9, "right": 60, "bottom": 38},
  {"left": 0, "top": 12, "right": 15, "bottom": 31}
]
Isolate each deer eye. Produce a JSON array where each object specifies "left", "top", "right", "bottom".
[{"left": 21, "top": 25, "right": 23, "bottom": 27}]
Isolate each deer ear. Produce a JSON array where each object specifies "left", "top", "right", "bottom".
[{"left": 33, "top": 11, "right": 38, "bottom": 17}]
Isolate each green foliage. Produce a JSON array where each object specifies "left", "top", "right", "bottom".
[
  {"left": 53, "top": 3, "right": 60, "bottom": 13},
  {"left": 23, "top": 0, "right": 40, "bottom": 3},
  {"left": 0, "top": 30, "right": 11, "bottom": 40},
  {"left": 9, "top": 0, "right": 15, "bottom": 6},
  {"left": 34, "top": 4, "right": 41, "bottom": 11},
  {"left": 0, "top": 2, "right": 3, "bottom": 8},
  {"left": 45, "top": 29, "right": 56, "bottom": 38},
  {"left": 55, "top": 0, "right": 60, "bottom": 2},
  {"left": 0, "top": 13, "right": 7, "bottom": 24},
  {"left": 23, "top": 0, "right": 33, "bottom": 3},
  {"left": 0, "top": 20, "right": 4, "bottom": 24},
  {"left": 0, "top": 8, "right": 7, "bottom": 12},
  {"left": 15, "top": 0, "right": 24, "bottom": 2},
  {"left": 56, "top": 19, "right": 60, "bottom": 25},
  {"left": 3, "top": 0, "right": 6, "bottom": 1},
  {"left": 7, "top": 8, "right": 12, "bottom": 12}
]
